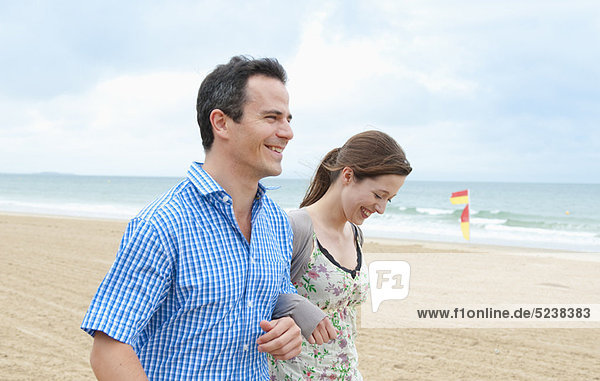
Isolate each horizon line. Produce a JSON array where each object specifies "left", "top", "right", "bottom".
[{"left": 1, "top": 171, "right": 599, "bottom": 186}]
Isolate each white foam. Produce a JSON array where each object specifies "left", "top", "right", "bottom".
[
  {"left": 471, "top": 217, "right": 507, "bottom": 225},
  {"left": 362, "top": 213, "right": 600, "bottom": 252},
  {"left": 485, "top": 223, "right": 597, "bottom": 238},
  {"left": 415, "top": 207, "right": 454, "bottom": 215},
  {"left": 0, "top": 199, "right": 139, "bottom": 220}
]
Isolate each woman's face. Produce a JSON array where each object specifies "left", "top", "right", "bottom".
[{"left": 341, "top": 172, "right": 406, "bottom": 225}]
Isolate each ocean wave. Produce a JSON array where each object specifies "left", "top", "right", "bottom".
[
  {"left": 472, "top": 210, "right": 514, "bottom": 219},
  {"left": 503, "top": 218, "right": 600, "bottom": 233},
  {"left": 471, "top": 217, "right": 507, "bottom": 225},
  {"left": 0, "top": 199, "right": 138, "bottom": 219},
  {"left": 484, "top": 223, "right": 595, "bottom": 237},
  {"left": 415, "top": 207, "right": 455, "bottom": 215},
  {"left": 4, "top": 175, "right": 599, "bottom": 252},
  {"left": 397, "top": 207, "right": 458, "bottom": 216},
  {"left": 397, "top": 207, "right": 535, "bottom": 222},
  {"left": 362, "top": 210, "right": 600, "bottom": 252}
]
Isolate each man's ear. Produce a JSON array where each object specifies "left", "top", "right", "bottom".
[{"left": 209, "top": 109, "right": 229, "bottom": 141}]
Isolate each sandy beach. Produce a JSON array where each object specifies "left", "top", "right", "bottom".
[{"left": 1, "top": 213, "right": 598, "bottom": 380}]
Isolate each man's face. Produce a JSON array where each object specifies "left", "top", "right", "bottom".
[{"left": 228, "top": 75, "right": 293, "bottom": 179}]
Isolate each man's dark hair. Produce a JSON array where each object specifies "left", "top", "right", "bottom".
[{"left": 196, "top": 55, "right": 287, "bottom": 151}]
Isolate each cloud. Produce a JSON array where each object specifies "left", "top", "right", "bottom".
[
  {"left": 1, "top": 71, "right": 204, "bottom": 176},
  {"left": 0, "top": 0, "right": 598, "bottom": 182},
  {"left": 282, "top": 1, "right": 483, "bottom": 178},
  {"left": 0, "top": 0, "right": 312, "bottom": 99},
  {"left": 280, "top": 0, "right": 600, "bottom": 182}
]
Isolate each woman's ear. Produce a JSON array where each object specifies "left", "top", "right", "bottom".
[
  {"left": 341, "top": 167, "right": 354, "bottom": 185},
  {"left": 209, "top": 109, "right": 229, "bottom": 141}
]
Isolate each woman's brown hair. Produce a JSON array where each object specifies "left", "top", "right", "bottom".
[{"left": 300, "top": 130, "right": 412, "bottom": 208}]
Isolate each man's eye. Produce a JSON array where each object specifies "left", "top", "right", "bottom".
[{"left": 374, "top": 193, "right": 382, "bottom": 199}]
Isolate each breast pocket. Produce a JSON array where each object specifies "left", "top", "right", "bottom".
[{"left": 176, "top": 236, "right": 246, "bottom": 314}]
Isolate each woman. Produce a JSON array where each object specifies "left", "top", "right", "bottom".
[{"left": 269, "top": 130, "right": 412, "bottom": 380}]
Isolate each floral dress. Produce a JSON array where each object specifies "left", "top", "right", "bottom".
[{"left": 269, "top": 230, "right": 369, "bottom": 380}]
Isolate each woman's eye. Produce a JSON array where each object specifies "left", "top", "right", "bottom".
[{"left": 374, "top": 193, "right": 382, "bottom": 199}]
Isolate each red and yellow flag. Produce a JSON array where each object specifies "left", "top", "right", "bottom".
[
  {"left": 460, "top": 204, "right": 470, "bottom": 240},
  {"left": 450, "top": 189, "right": 469, "bottom": 204},
  {"left": 450, "top": 189, "right": 470, "bottom": 241}
]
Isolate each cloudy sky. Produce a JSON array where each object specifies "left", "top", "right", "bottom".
[{"left": 1, "top": 0, "right": 598, "bottom": 182}]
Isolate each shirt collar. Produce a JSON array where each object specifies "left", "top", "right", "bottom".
[{"left": 187, "top": 162, "right": 267, "bottom": 200}]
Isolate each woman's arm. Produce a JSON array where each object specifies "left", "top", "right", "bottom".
[
  {"left": 272, "top": 293, "right": 331, "bottom": 340},
  {"left": 272, "top": 209, "right": 337, "bottom": 343}
]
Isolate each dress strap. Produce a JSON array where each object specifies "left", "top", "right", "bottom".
[{"left": 316, "top": 224, "right": 362, "bottom": 279}]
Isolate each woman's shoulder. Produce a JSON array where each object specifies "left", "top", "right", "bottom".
[{"left": 287, "top": 208, "right": 313, "bottom": 233}]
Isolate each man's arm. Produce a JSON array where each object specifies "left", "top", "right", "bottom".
[
  {"left": 82, "top": 219, "right": 174, "bottom": 379},
  {"left": 90, "top": 332, "right": 148, "bottom": 381},
  {"left": 256, "top": 317, "right": 302, "bottom": 360}
]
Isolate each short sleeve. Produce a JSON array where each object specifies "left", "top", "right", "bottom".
[{"left": 81, "top": 218, "right": 174, "bottom": 347}]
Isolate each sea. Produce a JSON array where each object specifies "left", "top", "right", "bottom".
[{"left": 1, "top": 173, "right": 599, "bottom": 253}]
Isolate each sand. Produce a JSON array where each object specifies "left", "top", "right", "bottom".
[{"left": 1, "top": 213, "right": 599, "bottom": 380}]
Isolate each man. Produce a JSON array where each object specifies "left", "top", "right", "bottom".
[{"left": 82, "top": 56, "right": 333, "bottom": 380}]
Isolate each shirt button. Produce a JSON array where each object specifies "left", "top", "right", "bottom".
[
  {"left": 248, "top": 300, "right": 253, "bottom": 309},
  {"left": 222, "top": 195, "right": 230, "bottom": 203},
  {"left": 243, "top": 344, "right": 249, "bottom": 351}
]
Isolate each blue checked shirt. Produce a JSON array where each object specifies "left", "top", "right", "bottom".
[{"left": 81, "top": 162, "right": 296, "bottom": 380}]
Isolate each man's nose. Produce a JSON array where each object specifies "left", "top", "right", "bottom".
[{"left": 277, "top": 119, "right": 293, "bottom": 141}]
